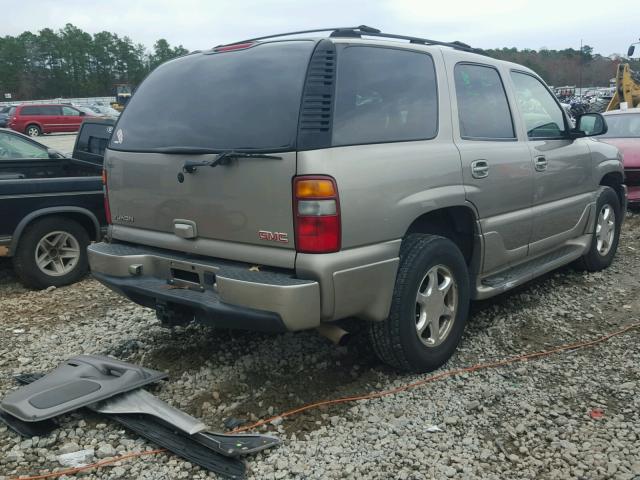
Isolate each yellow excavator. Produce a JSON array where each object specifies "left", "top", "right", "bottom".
[
  {"left": 110, "top": 84, "right": 133, "bottom": 112},
  {"left": 606, "top": 42, "right": 640, "bottom": 110}
]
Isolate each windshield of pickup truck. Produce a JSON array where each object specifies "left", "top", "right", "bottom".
[{"left": 109, "top": 41, "right": 315, "bottom": 152}]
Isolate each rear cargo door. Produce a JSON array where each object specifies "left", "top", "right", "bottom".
[
  {"left": 106, "top": 40, "right": 317, "bottom": 267},
  {"left": 106, "top": 149, "right": 297, "bottom": 255}
]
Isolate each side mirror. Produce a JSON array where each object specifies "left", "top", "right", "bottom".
[
  {"left": 79, "top": 111, "right": 86, "bottom": 116},
  {"left": 629, "top": 45, "right": 636, "bottom": 57},
  {"left": 574, "top": 113, "right": 607, "bottom": 137}
]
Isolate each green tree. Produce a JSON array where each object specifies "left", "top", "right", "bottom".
[{"left": 0, "top": 25, "right": 189, "bottom": 100}]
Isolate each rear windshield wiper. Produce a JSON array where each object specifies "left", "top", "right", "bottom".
[{"left": 176, "top": 150, "right": 283, "bottom": 173}]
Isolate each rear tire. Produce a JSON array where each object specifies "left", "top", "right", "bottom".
[
  {"left": 575, "top": 187, "right": 621, "bottom": 271},
  {"left": 25, "top": 124, "right": 41, "bottom": 137},
  {"left": 13, "top": 217, "right": 90, "bottom": 289},
  {"left": 369, "top": 234, "right": 470, "bottom": 373}
]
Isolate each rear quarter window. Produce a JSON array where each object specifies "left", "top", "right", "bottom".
[
  {"left": 20, "top": 106, "right": 43, "bottom": 115},
  {"left": 332, "top": 46, "right": 438, "bottom": 146}
]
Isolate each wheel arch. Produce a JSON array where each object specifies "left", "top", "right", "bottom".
[
  {"left": 9, "top": 207, "right": 101, "bottom": 256},
  {"left": 404, "top": 204, "right": 481, "bottom": 272},
  {"left": 599, "top": 171, "right": 625, "bottom": 211},
  {"left": 24, "top": 122, "right": 43, "bottom": 134}
]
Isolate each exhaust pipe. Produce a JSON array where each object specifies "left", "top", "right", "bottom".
[{"left": 316, "top": 323, "right": 350, "bottom": 346}]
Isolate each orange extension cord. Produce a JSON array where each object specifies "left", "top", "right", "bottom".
[{"left": 9, "top": 321, "right": 640, "bottom": 480}]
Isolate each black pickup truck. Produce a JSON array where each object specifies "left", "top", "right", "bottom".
[{"left": 0, "top": 119, "right": 114, "bottom": 288}]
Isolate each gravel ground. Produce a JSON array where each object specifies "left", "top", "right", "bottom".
[{"left": 1, "top": 212, "right": 639, "bottom": 480}]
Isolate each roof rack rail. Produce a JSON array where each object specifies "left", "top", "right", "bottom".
[{"left": 215, "top": 25, "right": 477, "bottom": 53}]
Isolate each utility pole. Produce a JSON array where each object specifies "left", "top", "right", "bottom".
[{"left": 579, "top": 39, "right": 583, "bottom": 95}]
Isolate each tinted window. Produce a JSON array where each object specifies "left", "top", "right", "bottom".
[
  {"left": 110, "top": 41, "right": 315, "bottom": 152},
  {"left": 333, "top": 46, "right": 438, "bottom": 146},
  {"left": 21, "top": 105, "right": 60, "bottom": 116},
  {"left": 75, "top": 122, "right": 113, "bottom": 161},
  {"left": 0, "top": 132, "right": 48, "bottom": 159},
  {"left": 42, "top": 106, "right": 61, "bottom": 115},
  {"left": 454, "top": 64, "right": 515, "bottom": 139},
  {"left": 88, "top": 136, "right": 109, "bottom": 155},
  {"left": 510, "top": 72, "right": 566, "bottom": 139},
  {"left": 21, "top": 106, "right": 43, "bottom": 115},
  {"left": 598, "top": 114, "right": 640, "bottom": 138}
]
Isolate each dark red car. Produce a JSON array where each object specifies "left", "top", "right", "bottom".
[
  {"left": 7, "top": 104, "right": 94, "bottom": 137},
  {"left": 600, "top": 108, "right": 640, "bottom": 206}
]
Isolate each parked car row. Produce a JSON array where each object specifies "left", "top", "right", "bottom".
[{"left": 0, "top": 102, "right": 119, "bottom": 137}]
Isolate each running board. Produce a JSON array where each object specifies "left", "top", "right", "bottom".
[{"left": 477, "top": 245, "right": 585, "bottom": 298}]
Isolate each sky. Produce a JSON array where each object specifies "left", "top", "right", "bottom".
[{"left": 3, "top": 0, "right": 638, "bottom": 56}]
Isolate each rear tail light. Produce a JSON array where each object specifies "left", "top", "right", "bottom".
[
  {"left": 102, "top": 169, "right": 112, "bottom": 225},
  {"left": 293, "top": 176, "right": 340, "bottom": 253}
]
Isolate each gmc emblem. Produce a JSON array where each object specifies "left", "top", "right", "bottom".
[{"left": 258, "top": 230, "right": 289, "bottom": 243}]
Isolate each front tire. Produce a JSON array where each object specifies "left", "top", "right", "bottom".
[
  {"left": 370, "top": 234, "right": 470, "bottom": 373},
  {"left": 13, "top": 217, "right": 90, "bottom": 289},
  {"left": 575, "top": 186, "right": 621, "bottom": 271},
  {"left": 25, "top": 124, "right": 41, "bottom": 137}
]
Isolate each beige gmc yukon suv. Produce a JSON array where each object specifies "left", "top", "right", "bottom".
[{"left": 89, "top": 26, "right": 626, "bottom": 372}]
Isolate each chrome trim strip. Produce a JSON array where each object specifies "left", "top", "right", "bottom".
[{"left": 0, "top": 191, "right": 102, "bottom": 200}]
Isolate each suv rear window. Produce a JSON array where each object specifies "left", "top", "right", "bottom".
[
  {"left": 109, "top": 41, "right": 315, "bottom": 152},
  {"left": 332, "top": 46, "right": 438, "bottom": 146}
]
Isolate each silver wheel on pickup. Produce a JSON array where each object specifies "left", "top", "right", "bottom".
[
  {"left": 369, "top": 234, "right": 470, "bottom": 373},
  {"left": 35, "top": 231, "right": 81, "bottom": 276},
  {"left": 13, "top": 216, "right": 90, "bottom": 289}
]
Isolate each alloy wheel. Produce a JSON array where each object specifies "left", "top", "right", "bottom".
[
  {"left": 414, "top": 264, "right": 458, "bottom": 347},
  {"left": 34, "top": 231, "right": 81, "bottom": 276},
  {"left": 595, "top": 204, "right": 615, "bottom": 256}
]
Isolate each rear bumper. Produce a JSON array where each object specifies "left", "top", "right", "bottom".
[
  {"left": 92, "top": 272, "right": 290, "bottom": 332},
  {"left": 88, "top": 242, "right": 320, "bottom": 331}
]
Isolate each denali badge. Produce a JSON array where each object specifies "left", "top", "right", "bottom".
[
  {"left": 115, "top": 214, "right": 135, "bottom": 223},
  {"left": 258, "top": 230, "right": 288, "bottom": 243}
]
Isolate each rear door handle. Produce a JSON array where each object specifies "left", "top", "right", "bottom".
[
  {"left": 535, "top": 156, "right": 547, "bottom": 172},
  {"left": 471, "top": 160, "right": 489, "bottom": 179}
]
